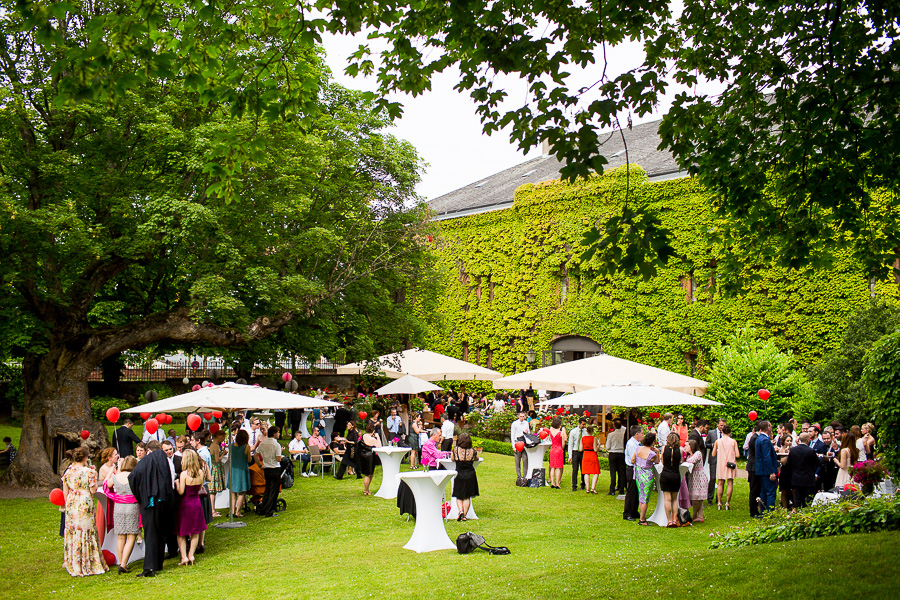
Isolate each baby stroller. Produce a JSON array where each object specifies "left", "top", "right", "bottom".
[{"left": 248, "top": 462, "right": 287, "bottom": 514}]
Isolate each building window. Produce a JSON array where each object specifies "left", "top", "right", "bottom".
[
  {"left": 561, "top": 277, "right": 568, "bottom": 304},
  {"left": 681, "top": 271, "right": 697, "bottom": 303},
  {"left": 462, "top": 343, "right": 469, "bottom": 362},
  {"left": 685, "top": 351, "right": 698, "bottom": 376},
  {"left": 486, "top": 348, "right": 493, "bottom": 369},
  {"left": 489, "top": 281, "right": 496, "bottom": 302},
  {"left": 475, "top": 347, "right": 481, "bottom": 366}
]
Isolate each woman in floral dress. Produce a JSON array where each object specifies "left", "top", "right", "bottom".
[
  {"left": 62, "top": 447, "right": 108, "bottom": 577},
  {"left": 684, "top": 438, "right": 709, "bottom": 522},
  {"left": 208, "top": 429, "right": 227, "bottom": 517}
]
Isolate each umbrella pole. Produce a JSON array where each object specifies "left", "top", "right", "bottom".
[{"left": 216, "top": 412, "right": 246, "bottom": 529}]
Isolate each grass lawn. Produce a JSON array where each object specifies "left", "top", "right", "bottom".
[{"left": 1, "top": 439, "right": 899, "bottom": 599}]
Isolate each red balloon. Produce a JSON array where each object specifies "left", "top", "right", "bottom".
[
  {"left": 203, "top": 412, "right": 213, "bottom": 421},
  {"left": 140, "top": 412, "right": 150, "bottom": 420},
  {"left": 210, "top": 423, "right": 220, "bottom": 435},
  {"left": 165, "top": 414, "right": 173, "bottom": 425},
  {"left": 514, "top": 441, "right": 525, "bottom": 452},
  {"left": 358, "top": 411, "right": 367, "bottom": 420},
  {"left": 144, "top": 418, "right": 159, "bottom": 434},
  {"left": 748, "top": 411, "right": 758, "bottom": 421},
  {"left": 539, "top": 430, "right": 549, "bottom": 440},
  {"left": 102, "top": 550, "right": 116, "bottom": 566},
  {"left": 156, "top": 413, "right": 164, "bottom": 425},
  {"left": 212, "top": 411, "right": 222, "bottom": 419},
  {"left": 758, "top": 389, "right": 771, "bottom": 401},
  {"left": 80, "top": 429, "right": 90, "bottom": 440},
  {"left": 49, "top": 488, "right": 65, "bottom": 506},
  {"left": 106, "top": 407, "right": 120, "bottom": 423},
  {"left": 282, "top": 372, "right": 292, "bottom": 382},
  {"left": 192, "top": 384, "right": 201, "bottom": 392},
  {"left": 205, "top": 382, "right": 214, "bottom": 388},
  {"left": 187, "top": 414, "right": 202, "bottom": 431}
]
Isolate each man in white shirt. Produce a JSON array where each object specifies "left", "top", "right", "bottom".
[
  {"left": 440, "top": 415, "right": 455, "bottom": 452},
  {"left": 657, "top": 413, "right": 672, "bottom": 444},
  {"left": 255, "top": 426, "right": 283, "bottom": 517},
  {"left": 492, "top": 395, "right": 506, "bottom": 412},
  {"left": 288, "top": 431, "right": 311, "bottom": 477},
  {"left": 244, "top": 418, "right": 263, "bottom": 454},
  {"left": 568, "top": 418, "right": 587, "bottom": 491},
  {"left": 510, "top": 412, "right": 530, "bottom": 480},
  {"left": 142, "top": 424, "right": 165, "bottom": 444},
  {"left": 386, "top": 408, "right": 402, "bottom": 438},
  {"left": 604, "top": 420, "right": 626, "bottom": 495},
  {"left": 623, "top": 426, "right": 644, "bottom": 520}
]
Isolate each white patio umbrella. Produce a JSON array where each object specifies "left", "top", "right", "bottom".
[
  {"left": 375, "top": 374, "right": 443, "bottom": 395},
  {"left": 537, "top": 384, "right": 721, "bottom": 408},
  {"left": 493, "top": 353, "right": 708, "bottom": 395},
  {"left": 125, "top": 382, "right": 340, "bottom": 528},
  {"left": 336, "top": 347, "right": 503, "bottom": 381}
]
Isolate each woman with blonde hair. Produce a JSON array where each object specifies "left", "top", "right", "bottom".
[
  {"left": 175, "top": 449, "right": 207, "bottom": 565},
  {"left": 208, "top": 429, "right": 227, "bottom": 517}
]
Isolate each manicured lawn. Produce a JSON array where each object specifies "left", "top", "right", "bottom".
[{"left": 1, "top": 444, "right": 899, "bottom": 599}]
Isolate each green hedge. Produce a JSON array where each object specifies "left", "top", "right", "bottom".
[{"left": 710, "top": 494, "right": 900, "bottom": 549}]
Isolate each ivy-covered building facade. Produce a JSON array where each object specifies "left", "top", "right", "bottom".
[{"left": 422, "top": 120, "right": 895, "bottom": 382}]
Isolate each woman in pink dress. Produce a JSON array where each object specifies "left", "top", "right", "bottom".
[
  {"left": 712, "top": 425, "right": 739, "bottom": 510},
  {"left": 548, "top": 417, "right": 567, "bottom": 489},
  {"left": 175, "top": 449, "right": 208, "bottom": 565},
  {"left": 684, "top": 439, "right": 708, "bottom": 522}
]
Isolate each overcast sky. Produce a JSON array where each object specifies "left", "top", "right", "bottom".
[{"left": 321, "top": 33, "right": 663, "bottom": 202}]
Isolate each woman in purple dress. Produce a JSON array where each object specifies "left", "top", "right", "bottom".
[{"left": 175, "top": 449, "right": 207, "bottom": 565}]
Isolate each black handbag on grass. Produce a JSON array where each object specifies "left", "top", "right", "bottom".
[{"left": 456, "top": 532, "right": 511, "bottom": 555}]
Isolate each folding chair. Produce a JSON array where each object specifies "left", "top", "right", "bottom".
[{"left": 309, "top": 446, "right": 334, "bottom": 477}]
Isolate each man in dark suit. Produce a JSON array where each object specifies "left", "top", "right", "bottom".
[
  {"left": 114, "top": 419, "right": 142, "bottom": 457},
  {"left": 746, "top": 424, "right": 760, "bottom": 516},
  {"left": 808, "top": 425, "right": 828, "bottom": 488},
  {"left": 784, "top": 433, "right": 820, "bottom": 507},
  {"left": 688, "top": 419, "right": 708, "bottom": 461},
  {"left": 755, "top": 421, "right": 779, "bottom": 514},
  {"left": 819, "top": 429, "right": 840, "bottom": 491},
  {"left": 706, "top": 419, "right": 724, "bottom": 505}
]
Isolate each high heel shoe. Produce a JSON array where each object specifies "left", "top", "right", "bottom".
[
  {"left": 725, "top": 503, "right": 730, "bottom": 511},
  {"left": 717, "top": 503, "right": 722, "bottom": 510},
  {"left": 118, "top": 566, "right": 130, "bottom": 574}
]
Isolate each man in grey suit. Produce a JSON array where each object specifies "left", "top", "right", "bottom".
[{"left": 706, "top": 418, "right": 725, "bottom": 505}]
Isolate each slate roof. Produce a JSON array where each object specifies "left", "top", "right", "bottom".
[{"left": 428, "top": 119, "right": 684, "bottom": 219}]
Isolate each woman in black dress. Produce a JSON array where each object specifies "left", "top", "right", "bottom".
[
  {"left": 359, "top": 423, "right": 381, "bottom": 495},
  {"left": 451, "top": 432, "right": 479, "bottom": 521},
  {"left": 660, "top": 432, "right": 683, "bottom": 527}
]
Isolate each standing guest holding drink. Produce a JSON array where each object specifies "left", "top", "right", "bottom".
[
  {"left": 106, "top": 455, "right": 140, "bottom": 573},
  {"left": 547, "top": 417, "right": 567, "bottom": 489},
  {"left": 632, "top": 433, "right": 659, "bottom": 525},
  {"left": 359, "top": 423, "right": 382, "bottom": 496},
  {"left": 833, "top": 431, "right": 859, "bottom": 488},
  {"left": 450, "top": 433, "right": 480, "bottom": 521},
  {"left": 673, "top": 414, "right": 689, "bottom": 447},
  {"left": 62, "top": 447, "right": 108, "bottom": 577},
  {"left": 684, "top": 438, "right": 708, "bottom": 522}
]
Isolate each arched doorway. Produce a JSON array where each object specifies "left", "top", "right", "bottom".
[{"left": 543, "top": 335, "right": 603, "bottom": 367}]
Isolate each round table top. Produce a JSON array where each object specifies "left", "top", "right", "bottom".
[
  {"left": 374, "top": 446, "right": 410, "bottom": 455},
  {"left": 398, "top": 470, "right": 457, "bottom": 483}
]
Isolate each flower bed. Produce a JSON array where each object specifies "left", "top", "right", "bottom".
[{"left": 709, "top": 494, "right": 900, "bottom": 549}]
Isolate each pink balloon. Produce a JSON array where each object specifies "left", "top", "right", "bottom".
[
  {"left": 282, "top": 372, "right": 292, "bottom": 382},
  {"left": 192, "top": 384, "right": 201, "bottom": 392}
]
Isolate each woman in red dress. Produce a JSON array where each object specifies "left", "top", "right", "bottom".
[
  {"left": 580, "top": 425, "right": 600, "bottom": 493},
  {"left": 548, "top": 417, "right": 567, "bottom": 489}
]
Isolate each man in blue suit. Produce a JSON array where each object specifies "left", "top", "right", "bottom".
[{"left": 755, "top": 421, "right": 779, "bottom": 514}]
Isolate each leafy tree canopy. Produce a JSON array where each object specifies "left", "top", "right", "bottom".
[
  {"left": 10, "top": 0, "right": 899, "bottom": 281},
  {"left": 0, "top": 3, "right": 436, "bottom": 485},
  {"left": 707, "top": 326, "right": 815, "bottom": 441},
  {"left": 808, "top": 298, "right": 900, "bottom": 425},
  {"left": 864, "top": 329, "right": 900, "bottom": 474}
]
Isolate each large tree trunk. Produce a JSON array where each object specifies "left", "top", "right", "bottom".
[{"left": 3, "top": 351, "right": 106, "bottom": 488}]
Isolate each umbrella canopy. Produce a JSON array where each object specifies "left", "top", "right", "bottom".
[
  {"left": 537, "top": 384, "right": 721, "bottom": 408},
  {"left": 125, "top": 382, "right": 341, "bottom": 414},
  {"left": 336, "top": 348, "right": 503, "bottom": 381},
  {"left": 493, "top": 353, "right": 708, "bottom": 395},
  {"left": 375, "top": 374, "right": 443, "bottom": 395}
]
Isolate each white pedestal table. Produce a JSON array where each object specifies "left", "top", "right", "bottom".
[
  {"left": 396, "top": 471, "right": 458, "bottom": 552},
  {"left": 437, "top": 457, "right": 483, "bottom": 520},
  {"left": 524, "top": 441, "right": 551, "bottom": 486},
  {"left": 647, "top": 461, "right": 693, "bottom": 527},
  {"left": 373, "top": 446, "right": 410, "bottom": 499}
]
